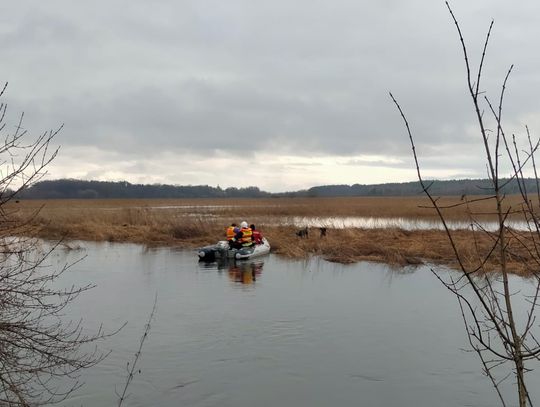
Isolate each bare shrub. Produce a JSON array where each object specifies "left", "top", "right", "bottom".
[
  {"left": 0, "top": 83, "right": 111, "bottom": 405},
  {"left": 392, "top": 4, "right": 540, "bottom": 405}
]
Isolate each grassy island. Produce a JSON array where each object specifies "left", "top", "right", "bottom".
[{"left": 10, "top": 195, "right": 537, "bottom": 275}]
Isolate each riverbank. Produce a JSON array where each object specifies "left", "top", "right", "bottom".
[{"left": 8, "top": 197, "right": 537, "bottom": 275}]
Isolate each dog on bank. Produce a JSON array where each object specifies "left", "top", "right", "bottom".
[{"left": 296, "top": 227, "right": 309, "bottom": 238}]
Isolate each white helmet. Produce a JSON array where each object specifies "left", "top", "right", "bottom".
[{"left": 240, "top": 221, "right": 248, "bottom": 228}]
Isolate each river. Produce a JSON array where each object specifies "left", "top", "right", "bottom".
[{"left": 49, "top": 241, "right": 539, "bottom": 406}]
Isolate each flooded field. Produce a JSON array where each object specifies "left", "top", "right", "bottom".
[
  {"left": 49, "top": 241, "right": 540, "bottom": 406},
  {"left": 11, "top": 196, "right": 540, "bottom": 272},
  {"left": 282, "top": 216, "right": 528, "bottom": 231}
]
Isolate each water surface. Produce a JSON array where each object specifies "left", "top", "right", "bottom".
[
  {"left": 286, "top": 216, "right": 529, "bottom": 231},
  {"left": 50, "top": 242, "right": 538, "bottom": 406}
]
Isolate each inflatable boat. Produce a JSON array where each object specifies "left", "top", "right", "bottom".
[{"left": 197, "top": 238, "right": 271, "bottom": 261}]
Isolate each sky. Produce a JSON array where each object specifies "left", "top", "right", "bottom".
[{"left": 1, "top": 0, "right": 540, "bottom": 192}]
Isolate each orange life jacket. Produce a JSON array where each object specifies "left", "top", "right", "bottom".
[
  {"left": 239, "top": 227, "right": 253, "bottom": 245},
  {"left": 226, "top": 226, "right": 236, "bottom": 241}
]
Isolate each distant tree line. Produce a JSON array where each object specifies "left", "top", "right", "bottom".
[
  {"left": 303, "top": 178, "right": 537, "bottom": 197},
  {"left": 17, "top": 179, "right": 271, "bottom": 199},
  {"left": 15, "top": 178, "right": 538, "bottom": 200}
]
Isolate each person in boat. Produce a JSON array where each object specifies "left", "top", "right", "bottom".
[
  {"left": 234, "top": 221, "right": 253, "bottom": 248},
  {"left": 250, "top": 224, "right": 263, "bottom": 245},
  {"left": 226, "top": 223, "right": 239, "bottom": 248}
]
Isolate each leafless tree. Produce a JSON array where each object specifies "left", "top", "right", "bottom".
[
  {"left": 0, "top": 83, "right": 112, "bottom": 405},
  {"left": 391, "top": 3, "right": 540, "bottom": 406}
]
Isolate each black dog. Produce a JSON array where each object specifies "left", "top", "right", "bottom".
[
  {"left": 296, "top": 227, "right": 309, "bottom": 238},
  {"left": 319, "top": 227, "right": 327, "bottom": 237}
]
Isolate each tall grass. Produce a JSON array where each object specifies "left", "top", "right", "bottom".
[
  {"left": 11, "top": 195, "right": 533, "bottom": 220},
  {"left": 7, "top": 197, "right": 538, "bottom": 272}
]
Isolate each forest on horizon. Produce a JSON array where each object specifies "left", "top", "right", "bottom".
[{"left": 15, "top": 178, "right": 538, "bottom": 199}]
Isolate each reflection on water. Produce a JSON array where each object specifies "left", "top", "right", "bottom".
[
  {"left": 50, "top": 242, "right": 539, "bottom": 407},
  {"left": 286, "top": 216, "right": 529, "bottom": 231},
  {"left": 199, "top": 259, "right": 265, "bottom": 285}
]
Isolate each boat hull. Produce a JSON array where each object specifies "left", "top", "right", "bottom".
[{"left": 197, "top": 238, "right": 270, "bottom": 261}]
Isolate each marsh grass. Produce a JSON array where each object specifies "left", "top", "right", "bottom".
[{"left": 7, "top": 197, "right": 538, "bottom": 273}]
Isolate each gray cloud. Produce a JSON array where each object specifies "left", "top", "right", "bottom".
[{"left": 1, "top": 0, "right": 540, "bottom": 190}]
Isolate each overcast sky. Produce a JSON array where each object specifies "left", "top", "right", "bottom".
[{"left": 1, "top": 0, "right": 540, "bottom": 192}]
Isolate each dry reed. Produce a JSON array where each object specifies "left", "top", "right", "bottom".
[{"left": 6, "top": 197, "right": 537, "bottom": 274}]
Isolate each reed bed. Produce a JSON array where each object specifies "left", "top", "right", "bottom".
[
  {"left": 6, "top": 197, "right": 539, "bottom": 274},
  {"left": 10, "top": 195, "right": 533, "bottom": 220}
]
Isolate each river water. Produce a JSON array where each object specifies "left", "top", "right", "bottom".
[
  {"left": 285, "top": 216, "right": 530, "bottom": 231},
  {"left": 50, "top": 242, "right": 539, "bottom": 406}
]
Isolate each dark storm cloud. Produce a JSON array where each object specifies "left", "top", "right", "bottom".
[{"left": 1, "top": 0, "right": 540, "bottom": 187}]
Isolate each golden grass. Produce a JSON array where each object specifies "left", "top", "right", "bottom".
[
  {"left": 9, "top": 195, "right": 534, "bottom": 219},
  {"left": 6, "top": 196, "right": 539, "bottom": 274}
]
